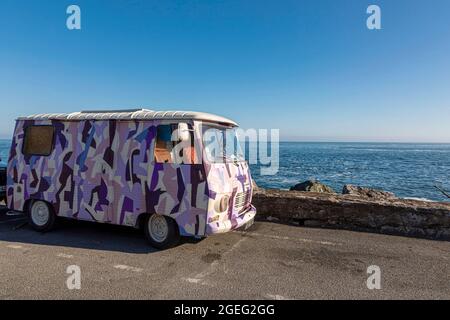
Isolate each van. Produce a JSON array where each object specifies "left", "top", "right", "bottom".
[{"left": 7, "top": 109, "right": 256, "bottom": 248}]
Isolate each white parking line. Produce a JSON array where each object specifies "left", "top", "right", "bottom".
[
  {"left": 6, "top": 244, "right": 24, "bottom": 249},
  {"left": 184, "top": 237, "right": 247, "bottom": 286},
  {"left": 233, "top": 230, "right": 340, "bottom": 246},
  {"left": 185, "top": 278, "right": 202, "bottom": 284},
  {"left": 113, "top": 264, "right": 143, "bottom": 273},
  {"left": 265, "top": 294, "right": 291, "bottom": 300},
  {"left": 57, "top": 253, "right": 74, "bottom": 259}
]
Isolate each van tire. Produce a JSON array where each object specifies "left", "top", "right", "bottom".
[
  {"left": 28, "top": 201, "right": 56, "bottom": 232},
  {"left": 144, "top": 214, "right": 180, "bottom": 249}
]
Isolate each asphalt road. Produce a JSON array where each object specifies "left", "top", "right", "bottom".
[{"left": 0, "top": 208, "right": 449, "bottom": 300}]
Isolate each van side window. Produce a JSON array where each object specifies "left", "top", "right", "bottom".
[
  {"left": 154, "top": 124, "right": 196, "bottom": 164},
  {"left": 23, "top": 126, "right": 55, "bottom": 156}
]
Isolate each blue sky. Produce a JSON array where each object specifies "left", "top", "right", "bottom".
[{"left": 0, "top": 0, "right": 449, "bottom": 142}]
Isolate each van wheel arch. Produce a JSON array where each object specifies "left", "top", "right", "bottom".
[
  {"left": 23, "top": 199, "right": 34, "bottom": 213},
  {"left": 135, "top": 213, "right": 149, "bottom": 230},
  {"left": 135, "top": 212, "right": 179, "bottom": 230},
  {"left": 24, "top": 199, "right": 56, "bottom": 214}
]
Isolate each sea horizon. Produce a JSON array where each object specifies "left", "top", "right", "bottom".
[{"left": 279, "top": 141, "right": 450, "bottom": 144}]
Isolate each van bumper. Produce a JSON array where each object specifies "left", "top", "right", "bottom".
[{"left": 205, "top": 205, "right": 257, "bottom": 235}]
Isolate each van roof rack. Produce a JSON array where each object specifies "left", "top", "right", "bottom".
[
  {"left": 79, "top": 108, "right": 151, "bottom": 114},
  {"left": 16, "top": 109, "right": 238, "bottom": 126}
]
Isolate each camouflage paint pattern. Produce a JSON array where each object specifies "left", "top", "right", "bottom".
[
  {"left": 204, "top": 161, "right": 256, "bottom": 234},
  {"left": 7, "top": 119, "right": 256, "bottom": 237}
]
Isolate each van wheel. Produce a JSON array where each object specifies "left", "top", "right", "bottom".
[
  {"left": 144, "top": 214, "right": 180, "bottom": 249},
  {"left": 28, "top": 201, "right": 56, "bottom": 232}
]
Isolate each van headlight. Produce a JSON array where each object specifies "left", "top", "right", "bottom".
[{"left": 214, "top": 195, "right": 229, "bottom": 213}]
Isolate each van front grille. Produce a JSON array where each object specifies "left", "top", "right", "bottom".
[{"left": 234, "top": 191, "right": 250, "bottom": 213}]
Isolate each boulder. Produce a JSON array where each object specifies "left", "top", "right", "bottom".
[
  {"left": 290, "top": 180, "right": 336, "bottom": 194},
  {"left": 342, "top": 184, "right": 396, "bottom": 200}
]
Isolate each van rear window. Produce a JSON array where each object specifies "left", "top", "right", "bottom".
[{"left": 23, "top": 126, "right": 55, "bottom": 156}]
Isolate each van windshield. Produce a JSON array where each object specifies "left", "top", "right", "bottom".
[{"left": 202, "top": 125, "right": 245, "bottom": 163}]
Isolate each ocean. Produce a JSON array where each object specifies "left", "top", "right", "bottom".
[
  {"left": 1, "top": 140, "right": 449, "bottom": 202},
  {"left": 0, "top": 140, "right": 9, "bottom": 167},
  {"left": 249, "top": 142, "right": 450, "bottom": 202}
]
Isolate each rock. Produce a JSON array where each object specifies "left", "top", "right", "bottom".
[
  {"left": 342, "top": 184, "right": 396, "bottom": 200},
  {"left": 304, "top": 220, "right": 323, "bottom": 228},
  {"left": 290, "top": 180, "right": 336, "bottom": 194},
  {"left": 266, "top": 216, "right": 280, "bottom": 222}
]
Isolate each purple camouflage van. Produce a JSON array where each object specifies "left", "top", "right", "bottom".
[{"left": 7, "top": 109, "right": 256, "bottom": 248}]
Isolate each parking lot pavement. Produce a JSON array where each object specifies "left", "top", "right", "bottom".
[{"left": 0, "top": 209, "right": 449, "bottom": 300}]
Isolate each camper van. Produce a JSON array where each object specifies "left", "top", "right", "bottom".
[{"left": 6, "top": 109, "right": 256, "bottom": 248}]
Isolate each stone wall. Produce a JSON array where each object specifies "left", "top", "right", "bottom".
[{"left": 252, "top": 188, "right": 450, "bottom": 240}]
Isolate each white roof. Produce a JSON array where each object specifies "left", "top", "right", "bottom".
[{"left": 17, "top": 109, "right": 238, "bottom": 126}]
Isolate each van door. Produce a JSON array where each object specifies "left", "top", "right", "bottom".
[
  {"left": 74, "top": 120, "right": 113, "bottom": 223},
  {"left": 109, "top": 121, "right": 156, "bottom": 227},
  {"left": 152, "top": 123, "right": 208, "bottom": 236}
]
